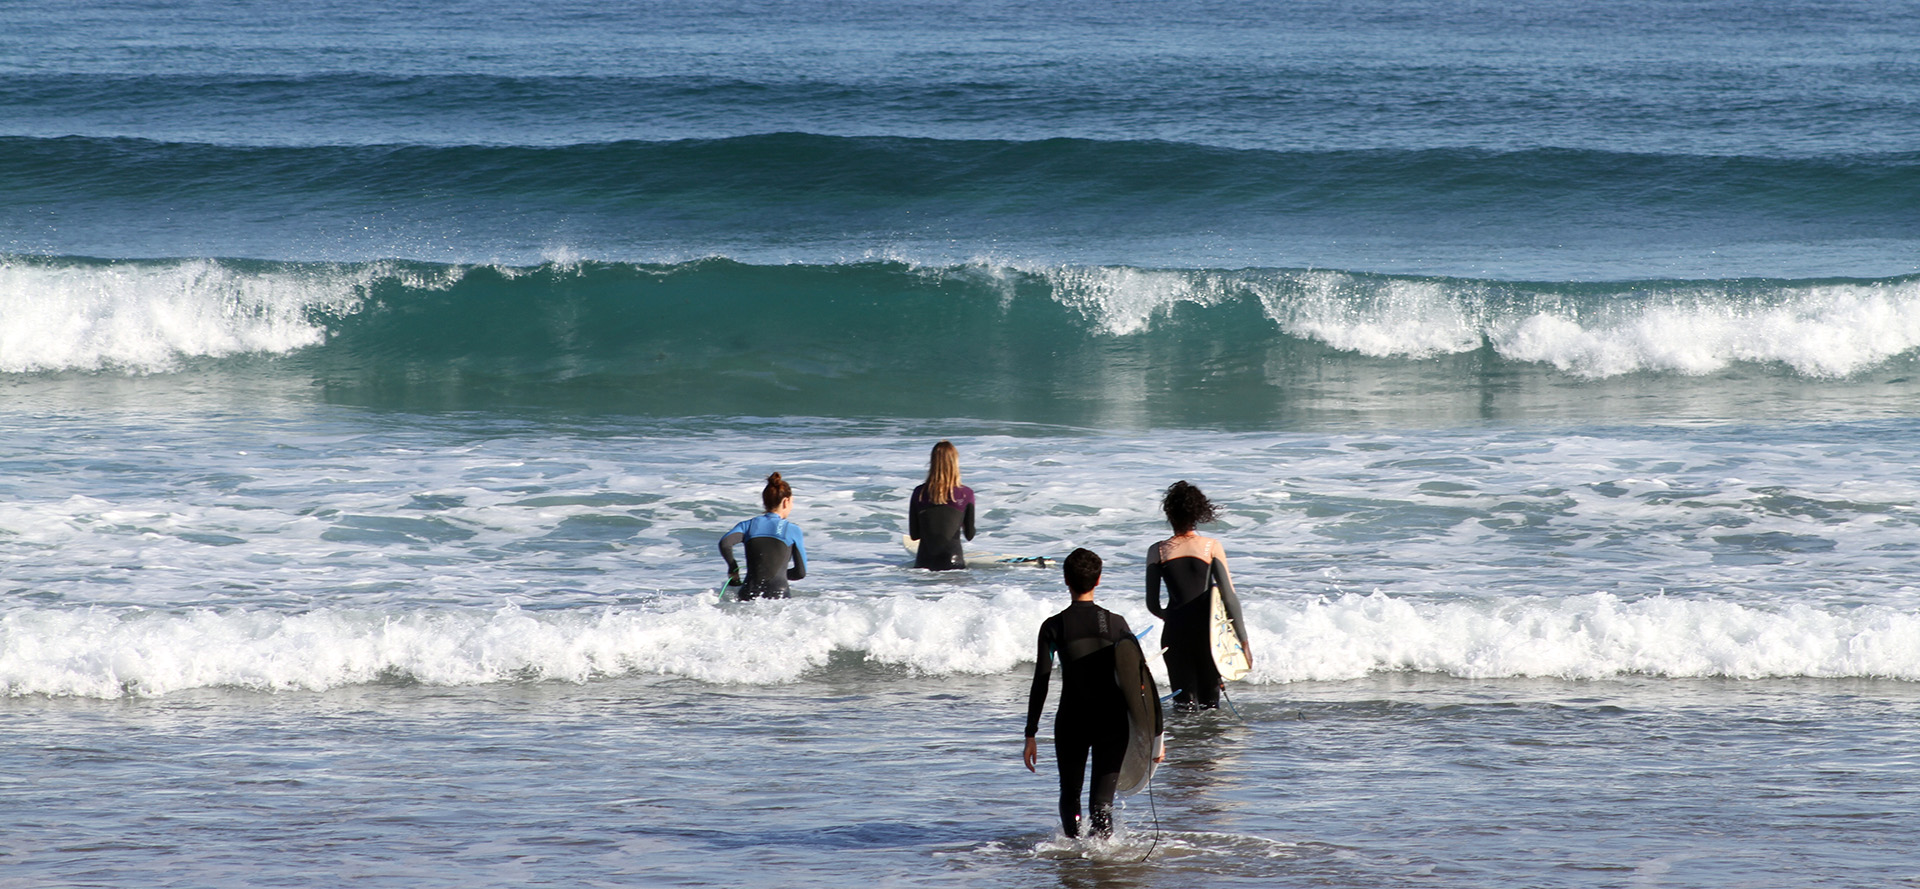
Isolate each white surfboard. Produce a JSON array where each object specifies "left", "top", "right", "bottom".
[
  {"left": 1209, "top": 586, "right": 1251, "bottom": 682},
  {"left": 900, "top": 534, "right": 1053, "bottom": 567}
]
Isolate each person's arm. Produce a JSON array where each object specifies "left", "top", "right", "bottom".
[
  {"left": 962, "top": 498, "right": 975, "bottom": 542},
  {"left": 787, "top": 526, "right": 807, "bottom": 581},
  {"left": 907, "top": 487, "right": 923, "bottom": 542},
  {"left": 1024, "top": 619, "right": 1056, "bottom": 741},
  {"left": 1212, "top": 548, "right": 1251, "bottom": 666},
  {"left": 1145, "top": 545, "right": 1166, "bottom": 618},
  {"left": 719, "top": 529, "right": 745, "bottom": 585}
]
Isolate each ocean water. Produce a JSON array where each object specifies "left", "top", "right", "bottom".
[{"left": 5, "top": 1, "right": 1920, "bottom": 886}]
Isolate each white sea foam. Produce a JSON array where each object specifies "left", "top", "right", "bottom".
[
  {"left": 1266, "top": 273, "right": 1488, "bottom": 358},
  {"left": 1490, "top": 283, "right": 1920, "bottom": 378},
  {"left": 1026, "top": 263, "right": 1920, "bottom": 377},
  {"left": 1262, "top": 275, "right": 1920, "bottom": 378},
  {"left": 0, "top": 258, "right": 457, "bottom": 373},
  {"left": 1249, "top": 592, "right": 1920, "bottom": 682},
  {"left": 0, "top": 590, "right": 1061, "bottom": 698},
  {"left": 1036, "top": 265, "right": 1233, "bottom": 335},
  {"left": 9, "top": 589, "right": 1920, "bottom": 698}
]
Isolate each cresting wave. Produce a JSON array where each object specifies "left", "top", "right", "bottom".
[
  {"left": 5, "top": 254, "right": 1920, "bottom": 384},
  {"left": 8, "top": 591, "right": 1920, "bottom": 698}
]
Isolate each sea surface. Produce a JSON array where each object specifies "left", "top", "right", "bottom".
[{"left": 5, "top": 1, "right": 1920, "bottom": 886}]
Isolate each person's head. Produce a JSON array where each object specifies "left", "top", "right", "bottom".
[
  {"left": 924, "top": 440, "right": 961, "bottom": 505},
  {"left": 1063, "top": 547, "right": 1102, "bottom": 596},
  {"left": 1161, "top": 480, "right": 1217, "bottom": 534},
  {"left": 761, "top": 472, "right": 793, "bottom": 514}
]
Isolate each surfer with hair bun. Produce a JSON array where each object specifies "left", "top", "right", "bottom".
[
  {"left": 1147, "top": 480, "right": 1251, "bottom": 711},
  {"left": 718, "top": 472, "right": 807, "bottom": 600},
  {"left": 908, "top": 440, "right": 976, "bottom": 570},
  {"left": 1024, "top": 548, "right": 1162, "bottom": 839}
]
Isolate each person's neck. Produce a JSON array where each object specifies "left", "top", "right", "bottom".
[{"left": 1071, "top": 593, "right": 1096, "bottom": 603}]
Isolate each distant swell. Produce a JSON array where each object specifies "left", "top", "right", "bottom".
[{"left": 6, "top": 134, "right": 1919, "bottom": 224}]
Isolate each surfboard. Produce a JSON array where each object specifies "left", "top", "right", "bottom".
[
  {"left": 900, "top": 534, "right": 1053, "bottom": 567},
  {"left": 1209, "top": 585, "right": 1251, "bottom": 682},
  {"left": 1113, "top": 634, "right": 1164, "bottom": 796}
]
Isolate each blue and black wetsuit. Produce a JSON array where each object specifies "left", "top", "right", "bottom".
[
  {"left": 908, "top": 483, "right": 975, "bottom": 570},
  {"left": 1025, "top": 600, "right": 1134, "bottom": 838},
  {"left": 719, "top": 513, "right": 807, "bottom": 600}
]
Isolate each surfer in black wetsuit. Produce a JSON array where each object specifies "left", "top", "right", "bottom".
[
  {"left": 1024, "top": 548, "right": 1159, "bottom": 838},
  {"left": 1146, "top": 480, "right": 1251, "bottom": 711},
  {"left": 908, "top": 440, "right": 975, "bottom": 570},
  {"left": 719, "top": 472, "right": 807, "bottom": 600}
]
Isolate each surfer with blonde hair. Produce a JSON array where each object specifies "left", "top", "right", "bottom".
[
  {"left": 1146, "top": 480, "right": 1250, "bottom": 710},
  {"left": 907, "top": 440, "right": 976, "bottom": 570},
  {"left": 719, "top": 472, "right": 807, "bottom": 600}
]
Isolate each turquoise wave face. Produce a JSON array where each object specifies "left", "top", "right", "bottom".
[{"left": 6, "top": 254, "right": 1920, "bottom": 426}]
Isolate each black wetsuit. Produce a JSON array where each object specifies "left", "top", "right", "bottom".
[
  {"left": 718, "top": 513, "right": 807, "bottom": 600},
  {"left": 908, "top": 483, "right": 975, "bottom": 570},
  {"left": 1026, "top": 600, "right": 1134, "bottom": 838},
  {"left": 1146, "top": 537, "right": 1248, "bottom": 709}
]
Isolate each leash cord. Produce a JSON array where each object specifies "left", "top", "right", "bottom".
[{"left": 1134, "top": 768, "right": 1161, "bottom": 863}]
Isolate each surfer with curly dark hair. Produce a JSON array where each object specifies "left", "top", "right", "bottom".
[
  {"left": 719, "top": 472, "right": 807, "bottom": 600},
  {"left": 908, "top": 440, "right": 976, "bottom": 570},
  {"left": 1146, "top": 480, "right": 1251, "bottom": 710},
  {"left": 1024, "top": 548, "right": 1163, "bottom": 839}
]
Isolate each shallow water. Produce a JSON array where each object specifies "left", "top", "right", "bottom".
[{"left": 7, "top": 673, "right": 1920, "bottom": 888}]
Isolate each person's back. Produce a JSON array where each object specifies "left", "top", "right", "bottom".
[{"left": 1034, "top": 601, "right": 1130, "bottom": 720}]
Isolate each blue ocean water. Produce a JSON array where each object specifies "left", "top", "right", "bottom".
[{"left": 5, "top": 1, "right": 1920, "bottom": 886}]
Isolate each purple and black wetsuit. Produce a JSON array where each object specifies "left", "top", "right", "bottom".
[{"left": 908, "top": 483, "right": 975, "bottom": 570}]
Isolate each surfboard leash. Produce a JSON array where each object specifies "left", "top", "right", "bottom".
[
  {"left": 1219, "top": 682, "right": 1244, "bottom": 720},
  {"left": 1134, "top": 766, "right": 1161, "bottom": 863}
]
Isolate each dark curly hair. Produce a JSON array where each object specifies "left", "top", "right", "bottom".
[{"left": 1161, "top": 480, "right": 1217, "bottom": 533}]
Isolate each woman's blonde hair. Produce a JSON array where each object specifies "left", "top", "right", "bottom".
[{"left": 923, "top": 440, "right": 961, "bottom": 505}]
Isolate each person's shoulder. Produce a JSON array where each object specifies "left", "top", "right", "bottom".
[
  {"left": 953, "top": 484, "right": 975, "bottom": 503},
  {"left": 1103, "top": 607, "right": 1134, "bottom": 636}
]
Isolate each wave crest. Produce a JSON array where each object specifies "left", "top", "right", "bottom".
[
  {"left": 8, "top": 591, "right": 1920, "bottom": 698},
  {"left": 6, "top": 255, "right": 1920, "bottom": 424}
]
